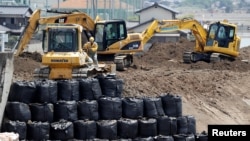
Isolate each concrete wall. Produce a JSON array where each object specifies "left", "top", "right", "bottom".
[{"left": 0, "top": 52, "right": 14, "bottom": 129}]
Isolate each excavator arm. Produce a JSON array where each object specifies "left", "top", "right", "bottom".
[
  {"left": 141, "top": 18, "right": 208, "bottom": 52},
  {"left": 14, "top": 9, "right": 96, "bottom": 56},
  {"left": 14, "top": 9, "right": 41, "bottom": 56}
]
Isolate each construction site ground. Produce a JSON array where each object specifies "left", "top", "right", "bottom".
[{"left": 13, "top": 38, "right": 250, "bottom": 133}]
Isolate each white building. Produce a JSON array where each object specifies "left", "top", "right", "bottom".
[{"left": 128, "top": 2, "right": 181, "bottom": 43}]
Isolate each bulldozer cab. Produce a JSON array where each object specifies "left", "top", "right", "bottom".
[
  {"left": 94, "top": 20, "right": 127, "bottom": 51},
  {"left": 42, "top": 24, "right": 90, "bottom": 53}
]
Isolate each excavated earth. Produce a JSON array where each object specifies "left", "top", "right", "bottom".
[{"left": 13, "top": 38, "right": 250, "bottom": 133}]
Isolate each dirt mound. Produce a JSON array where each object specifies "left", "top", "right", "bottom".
[
  {"left": 116, "top": 38, "right": 250, "bottom": 133},
  {"left": 13, "top": 52, "right": 42, "bottom": 81},
  {"left": 133, "top": 37, "right": 250, "bottom": 72},
  {"left": 19, "top": 52, "right": 42, "bottom": 62}
]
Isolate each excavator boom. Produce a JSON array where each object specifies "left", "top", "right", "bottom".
[
  {"left": 141, "top": 19, "right": 207, "bottom": 52},
  {"left": 38, "top": 12, "right": 95, "bottom": 30},
  {"left": 14, "top": 9, "right": 41, "bottom": 56}
]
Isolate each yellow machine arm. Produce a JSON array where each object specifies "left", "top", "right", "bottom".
[
  {"left": 39, "top": 11, "right": 95, "bottom": 29},
  {"left": 14, "top": 9, "right": 41, "bottom": 56},
  {"left": 141, "top": 18, "right": 207, "bottom": 52},
  {"left": 14, "top": 9, "right": 95, "bottom": 56}
]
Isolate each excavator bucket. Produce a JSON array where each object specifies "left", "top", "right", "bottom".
[{"left": 0, "top": 52, "right": 14, "bottom": 129}]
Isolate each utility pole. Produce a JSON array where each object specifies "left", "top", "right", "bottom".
[
  {"left": 119, "top": 0, "right": 122, "bottom": 19},
  {"left": 104, "top": 0, "right": 107, "bottom": 19},
  {"left": 46, "top": 0, "right": 48, "bottom": 16},
  {"left": 92, "top": 0, "right": 95, "bottom": 18},
  {"left": 1, "top": 33, "right": 4, "bottom": 52},
  {"left": 93, "top": 0, "right": 97, "bottom": 18},
  {"left": 111, "top": 0, "right": 115, "bottom": 19},
  {"left": 87, "top": 0, "right": 89, "bottom": 15},
  {"left": 126, "top": 0, "right": 128, "bottom": 20}
]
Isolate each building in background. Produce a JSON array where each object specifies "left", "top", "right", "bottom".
[
  {"left": 129, "top": 2, "right": 180, "bottom": 43},
  {"left": 0, "top": 5, "right": 33, "bottom": 35},
  {"left": 135, "top": 2, "right": 178, "bottom": 24}
]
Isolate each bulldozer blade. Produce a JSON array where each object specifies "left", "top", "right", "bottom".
[{"left": 0, "top": 52, "right": 14, "bottom": 129}]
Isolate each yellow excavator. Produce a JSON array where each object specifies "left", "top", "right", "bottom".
[{"left": 140, "top": 18, "right": 241, "bottom": 63}]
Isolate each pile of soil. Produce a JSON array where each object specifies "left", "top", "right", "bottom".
[
  {"left": 13, "top": 38, "right": 250, "bottom": 133},
  {"left": 132, "top": 38, "right": 250, "bottom": 72},
  {"left": 13, "top": 52, "right": 42, "bottom": 81}
]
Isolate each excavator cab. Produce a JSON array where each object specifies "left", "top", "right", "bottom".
[
  {"left": 94, "top": 20, "right": 143, "bottom": 70},
  {"left": 206, "top": 22, "right": 234, "bottom": 48},
  {"left": 94, "top": 20, "right": 127, "bottom": 51},
  {"left": 204, "top": 21, "right": 240, "bottom": 59}
]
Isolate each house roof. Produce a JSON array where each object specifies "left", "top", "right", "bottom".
[
  {"left": 135, "top": 2, "right": 179, "bottom": 14},
  {"left": 0, "top": 25, "right": 10, "bottom": 32},
  {"left": 0, "top": 5, "right": 33, "bottom": 16},
  {"left": 53, "top": 0, "right": 133, "bottom": 9}
]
